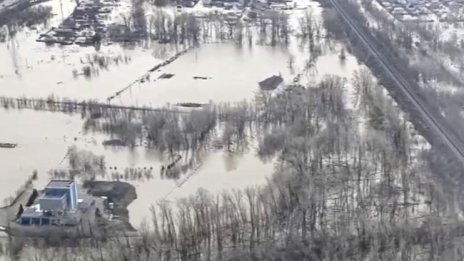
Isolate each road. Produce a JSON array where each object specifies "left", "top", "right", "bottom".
[{"left": 329, "top": 0, "right": 464, "bottom": 166}]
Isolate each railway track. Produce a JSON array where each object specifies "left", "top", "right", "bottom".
[{"left": 329, "top": 0, "right": 464, "bottom": 165}]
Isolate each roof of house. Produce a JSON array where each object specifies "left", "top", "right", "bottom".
[
  {"left": 20, "top": 204, "right": 44, "bottom": 218},
  {"left": 46, "top": 180, "right": 74, "bottom": 189},
  {"left": 42, "top": 189, "right": 67, "bottom": 199},
  {"left": 259, "top": 75, "right": 283, "bottom": 91}
]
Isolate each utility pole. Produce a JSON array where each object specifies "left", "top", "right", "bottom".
[{"left": 59, "top": 0, "right": 64, "bottom": 22}]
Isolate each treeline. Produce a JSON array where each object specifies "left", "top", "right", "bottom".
[
  {"left": 148, "top": 11, "right": 201, "bottom": 44},
  {"left": 48, "top": 146, "right": 152, "bottom": 182},
  {"left": 48, "top": 146, "right": 105, "bottom": 182},
  {"left": 18, "top": 70, "right": 462, "bottom": 260},
  {"left": 355, "top": 0, "right": 464, "bottom": 148},
  {"left": 84, "top": 102, "right": 252, "bottom": 155},
  {"left": 107, "top": 0, "right": 149, "bottom": 42},
  {"left": 116, "top": 74, "right": 457, "bottom": 260},
  {"left": 325, "top": 0, "right": 464, "bottom": 215},
  {"left": 5, "top": 3, "right": 461, "bottom": 259},
  {"left": 111, "top": 3, "right": 321, "bottom": 47},
  {"left": 0, "top": 5, "right": 52, "bottom": 41},
  {"left": 0, "top": 96, "right": 178, "bottom": 116},
  {"left": 322, "top": 0, "right": 464, "bottom": 159},
  {"left": 109, "top": 5, "right": 203, "bottom": 44},
  {"left": 360, "top": 0, "right": 464, "bottom": 86}
]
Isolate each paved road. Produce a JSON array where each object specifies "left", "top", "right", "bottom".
[{"left": 329, "top": 0, "right": 464, "bottom": 165}]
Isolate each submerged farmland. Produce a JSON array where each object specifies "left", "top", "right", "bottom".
[{"left": 0, "top": 0, "right": 453, "bottom": 259}]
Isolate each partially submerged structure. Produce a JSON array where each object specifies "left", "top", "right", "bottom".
[
  {"left": 0, "top": 179, "right": 137, "bottom": 238},
  {"left": 19, "top": 180, "right": 87, "bottom": 226},
  {"left": 259, "top": 75, "right": 283, "bottom": 91}
]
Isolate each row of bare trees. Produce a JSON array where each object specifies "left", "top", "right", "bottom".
[
  {"left": 16, "top": 71, "right": 460, "bottom": 260},
  {"left": 4, "top": 3, "right": 462, "bottom": 259},
  {"left": 0, "top": 5, "right": 52, "bottom": 41},
  {"left": 331, "top": 0, "right": 464, "bottom": 217},
  {"left": 113, "top": 3, "right": 322, "bottom": 47}
]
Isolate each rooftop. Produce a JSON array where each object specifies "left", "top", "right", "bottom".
[
  {"left": 42, "top": 189, "right": 67, "bottom": 199},
  {"left": 46, "top": 180, "right": 74, "bottom": 189},
  {"left": 259, "top": 75, "right": 283, "bottom": 91},
  {"left": 21, "top": 205, "right": 43, "bottom": 218}
]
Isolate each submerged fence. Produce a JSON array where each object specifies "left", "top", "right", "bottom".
[{"left": 0, "top": 96, "right": 183, "bottom": 117}]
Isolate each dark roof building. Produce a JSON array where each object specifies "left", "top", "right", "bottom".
[
  {"left": 259, "top": 75, "right": 283, "bottom": 91},
  {"left": 19, "top": 180, "right": 80, "bottom": 226}
]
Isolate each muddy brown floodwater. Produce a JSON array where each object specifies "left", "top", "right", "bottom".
[
  {"left": 0, "top": 0, "right": 358, "bottom": 108},
  {"left": 0, "top": 0, "right": 170, "bottom": 103},
  {"left": 0, "top": 0, "right": 362, "bottom": 228},
  {"left": 0, "top": 108, "right": 275, "bottom": 227},
  {"left": 0, "top": 48, "right": 360, "bottom": 227},
  {"left": 112, "top": 42, "right": 359, "bottom": 107}
]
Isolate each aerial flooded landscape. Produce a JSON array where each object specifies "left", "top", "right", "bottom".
[{"left": 3, "top": 0, "right": 464, "bottom": 259}]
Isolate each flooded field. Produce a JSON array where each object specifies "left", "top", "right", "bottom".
[
  {"left": 0, "top": 108, "right": 274, "bottom": 226},
  {"left": 0, "top": 0, "right": 363, "bottom": 228},
  {"left": 0, "top": 109, "right": 82, "bottom": 202},
  {"left": 113, "top": 42, "right": 359, "bottom": 106},
  {"left": 0, "top": 0, "right": 172, "bottom": 102},
  {"left": 0, "top": 31, "right": 169, "bottom": 102},
  {"left": 0, "top": 44, "right": 360, "bottom": 228},
  {"left": 0, "top": 0, "right": 453, "bottom": 258},
  {"left": 0, "top": 37, "right": 358, "bottom": 107},
  {"left": 0, "top": 0, "right": 358, "bottom": 107}
]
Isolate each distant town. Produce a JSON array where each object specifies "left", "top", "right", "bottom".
[
  {"left": 377, "top": 0, "right": 464, "bottom": 22},
  {"left": 36, "top": 0, "right": 299, "bottom": 46},
  {"left": 3, "top": 0, "right": 464, "bottom": 259}
]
